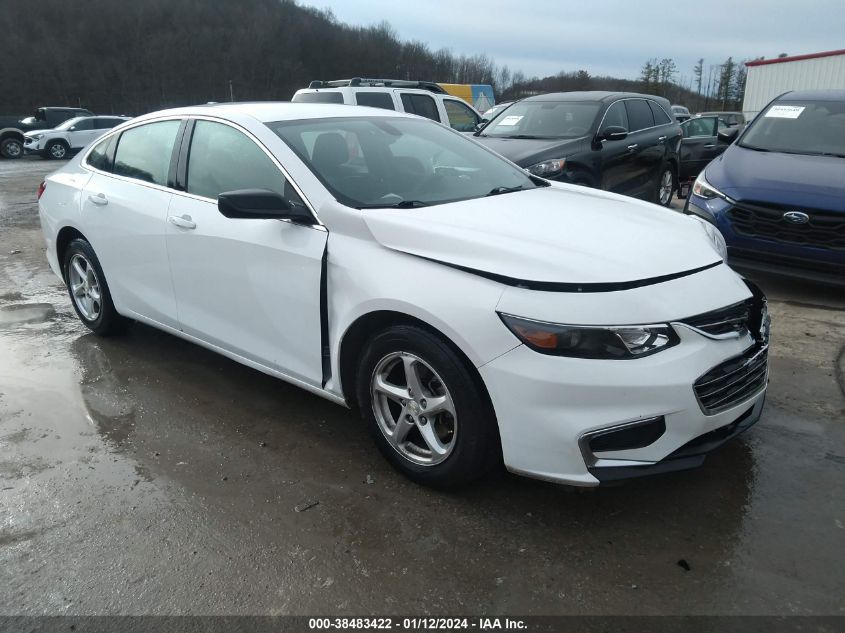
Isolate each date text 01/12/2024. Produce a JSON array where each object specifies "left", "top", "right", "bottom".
[{"left": 308, "top": 617, "right": 528, "bottom": 630}]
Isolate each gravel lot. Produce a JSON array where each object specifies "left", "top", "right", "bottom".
[{"left": 1, "top": 157, "right": 843, "bottom": 615}]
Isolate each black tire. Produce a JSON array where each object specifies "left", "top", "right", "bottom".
[
  {"left": 0, "top": 137, "right": 23, "bottom": 159},
  {"left": 654, "top": 162, "right": 674, "bottom": 207},
  {"left": 45, "top": 140, "right": 69, "bottom": 160},
  {"left": 63, "top": 238, "right": 129, "bottom": 336},
  {"left": 356, "top": 325, "right": 500, "bottom": 488}
]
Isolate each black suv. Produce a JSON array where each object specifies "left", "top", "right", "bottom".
[{"left": 474, "top": 92, "right": 682, "bottom": 206}]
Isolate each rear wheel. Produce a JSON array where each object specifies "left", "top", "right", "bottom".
[
  {"left": 356, "top": 325, "right": 499, "bottom": 488},
  {"left": 655, "top": 164, "right": 674, "bottom": 207},
  {"left": 45, "top": 140, "right": 69, "bottom": 160},
  {"left": 0, "top": 137, "right": 23, "bottom": 159},
  {"left": 63, "top": 238, "right": 129, "bottom": 336}
]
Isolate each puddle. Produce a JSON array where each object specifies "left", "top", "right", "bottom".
[{"left": 0, "top": 302, "right": 55, "bottom": 326}]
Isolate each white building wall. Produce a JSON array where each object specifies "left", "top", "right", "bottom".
[{"left": 742, "top": 53, "right": 845, "bottom": 119}]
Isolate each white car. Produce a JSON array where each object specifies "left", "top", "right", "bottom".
[
  {"left": 37, "top": 103, "right": 769, "bottom": 487},
  {"left": 25, "top": 115, "right": 129, "bottom": 159},
  {"left": 292, "top": 78, "right": 482, "bottom": 133}
]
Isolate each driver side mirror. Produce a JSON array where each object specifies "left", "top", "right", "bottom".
[
  {"left": 600, "top": 126, "right": 628, "bottom": 141},
  {"left": 218, "top": 189, "right": 315, "bottom": 224},
  {"left": 718, "top": 127, "right": 740, "bottom": 143}
]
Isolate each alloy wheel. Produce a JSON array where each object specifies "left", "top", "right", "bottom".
[
  {"left": 658, "top": 169, "right": 673, "bottom": 205},
  {"left": 50, "top": 143, "right": 67, "bottom": 159},
  {"left": 68, "top": 254, "right": 102, "bottom": 321},
  {"left": 370, "top": 351, "right": 457, "bottom": 466}
]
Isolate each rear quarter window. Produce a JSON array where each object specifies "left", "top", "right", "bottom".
[
  {"left": 292, "top": 91, "right": 345, "bottom": 104},
  {"left": 354, "top": 92, "right": 396, "bottom": 110}
]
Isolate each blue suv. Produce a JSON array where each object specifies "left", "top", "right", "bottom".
[{"left": 684, "top": 90, "right": 845, "bottom": 285}]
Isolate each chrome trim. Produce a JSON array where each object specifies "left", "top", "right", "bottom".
[
  {"left": 671, "top": 321, "right": 749, "bottom": 341},
  {"left": 595, "top": 97, "right": 677, "bottom": 136},
  {"left": 692, "top": 345, "right": 768, "bottom": 415},
  {"left": 499, "top": 312, "right": 670, "bottom": 331},
  {"left": 578, "top": 416, "right": 665, "bottom": 467},
  {"left": 81, "top": 113, "right": 324, "bottom": 229}
]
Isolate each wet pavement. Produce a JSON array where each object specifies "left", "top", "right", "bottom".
[{"left": 1, "top": 158, "right": 843, "bottom": 615}]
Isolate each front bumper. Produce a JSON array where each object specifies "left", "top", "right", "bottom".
[
  {"left": 479, "top": 325, "right": 767, "bottom": 486},
  {"left": 23, "top": 138, "right": 44, "bottom": 154}
]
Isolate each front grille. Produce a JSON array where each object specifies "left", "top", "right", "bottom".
[
  {"left": 681, "top": 299, "right": 752, "bottom": 336},
  {"left": 726, "top": 200, "right": 845, "bottom": 251},
  {"left": 694, "top": 345, "right": 768, "bottom": 415}
]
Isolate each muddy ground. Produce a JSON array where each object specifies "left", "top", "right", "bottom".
[{"left": 1, "top": 157, "right": 843, "bottom": 615}]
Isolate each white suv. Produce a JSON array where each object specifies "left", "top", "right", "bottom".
[
  {"left": 24, "top": 115, "right": 130, "bottom": 159},
  {"left": 292, "top": 78, "right": 482, "bottom": 133}
]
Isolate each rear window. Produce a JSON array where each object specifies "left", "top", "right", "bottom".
[
  {"left": 355, "top": 92, "right": 395, "bottom": 110},
  {"left": 649, "top": 101, "right": 673, "bottom": 125},
  {"left": 625, "top": 99, "right": 655, "bottom": 132},
  {"left": 400, "top": 93, "right": 440, "bottom": 122},
  {"left": 292, "top": 91, "right": 344, "bottom": 104}
]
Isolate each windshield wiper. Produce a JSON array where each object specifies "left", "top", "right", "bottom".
[
  {"left": 486, "top": 185, "right": 525, "bottom": 197},
  {"left": 364, "top": 200, "right": 430, "bottom": 209}
]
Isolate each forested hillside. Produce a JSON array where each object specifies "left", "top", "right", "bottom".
[{"left": 0, "top": 0, "right": 744, "bottom": 115}]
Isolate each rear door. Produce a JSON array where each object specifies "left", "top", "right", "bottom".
[
  {"left": 80, "top": 119, "right": 183, "bottom": 326},
  {"left": 679, "top": 116, "right": 722, "bottom": 182},
  {"left": 164, "top": 118, "right": 327, "bottom": 385}
]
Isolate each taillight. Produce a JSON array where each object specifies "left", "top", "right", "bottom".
[{"left": 37, "top": 181, "right": 46, "bottom": 200}]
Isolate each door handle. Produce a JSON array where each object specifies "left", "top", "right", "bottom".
[
  {"left": 88, "top": 193, "right": 108, "bottom": 206},
  {"left": 627, "top": 144, "right": 638, "bottom": 151},
  {"left": 658, "top": 136, "right": 667, "bottom": 142},
  {"left": 703, "top": 144, "right": 716, "bottom": 148},
  {"left": 168, "top": 214, "right": 196, "bottom": 230}
]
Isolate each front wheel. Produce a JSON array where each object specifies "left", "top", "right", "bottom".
[
  {"left": 655, "top": 164, "right": 674, "bottom": 207},
  {"left": 63, "top": 238, "right": 129, "bottom": 336},
  {"left": 45, "top": 140, "right": 69, "bottom": 160},
  {"left": 0, "top": 137, "right": 23, "bottom": 159},
  {"left": 356, "top": 325, "right": 500, "bottom": 488}
]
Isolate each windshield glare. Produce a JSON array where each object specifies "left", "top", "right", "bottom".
[
  {"left": 57, "top": 117, "right": 84, "bottom": 130},
  {"left": 740, "top": 100, "right": 845, "bottom": 156},
  {"left": 268, "top": 116, "right": 539, "bottom": 208},
  {"left": 481, "top": 101, "right": 600, "bottom": 139}
]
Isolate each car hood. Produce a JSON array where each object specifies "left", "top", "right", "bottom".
[
  {"left": 707, "top": 144, "right": 845, "bottom": 211},
  {"left": 361, "top": 185, "right": 721, "bottom": 285},
  {"left": 473, "top": 136, "right": 586, "bottom": 167},
  {"left": 24, "top": 129, "right": 52, "bottom": 138}
]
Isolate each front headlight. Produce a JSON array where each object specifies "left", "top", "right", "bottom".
[
  {"left": 499, "top": 313, "right": 679, "bottom": 359},
  {"left": 526, "top": 158, "right": 566, "bottom": 178},
  {"left": 691, "top": 170, "right": 726, "bottom": 200},
  {"left": 691, "top": 216, "right": 728, "bottom": 262}
]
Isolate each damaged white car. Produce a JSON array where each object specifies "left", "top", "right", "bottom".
[{"left": 37, "top": 103, "right": 769, "bottom": 487}]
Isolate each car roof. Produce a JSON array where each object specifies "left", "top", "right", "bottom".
[
  {"left": 132, "top": 102, "right": 412, "bottom": 124},
  {"left": 522, "top": 91, "right": 667, "bottom": 103},
  {"left": 780, "top": 89, "right": 845, "bottom": 101}
]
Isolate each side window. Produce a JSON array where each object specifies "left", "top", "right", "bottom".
[
  {"left": 443, "top": 99, "right": 479, "bottom": 132},
  {"left": 682, "top": 117, "right": 716, "bottom": 138},
  {"left": 625, "top": 99, "right": 655, "bottom": 132},
  {"left": 648, "top": 101, "right": 672, "bottom": 125},
  {"left": 186, "top": 120, "right": 303, "bottom": 209},
  {"left": 291, "top": 91, "right": 344, "bottom": 104},
  {"left": 355, "top": 92, "right": 396, "bottom": 110},
  {"left": 95, "top": 118, "right": 122, "bottom": 130},
  {"left": 400, "top": 93, "right": 440, "bottom": 122},
  {"left": 113, "top": 120, "right": 181, "bottom": 186},
  {"left": 600, "top": 101, "right": 629, "bottom": 132},
  {"left": 70, "top": 119, "right": 94, "bottom": 131},
  {"left": 86, "top": 135, "right": 117, "bottom": 172}
]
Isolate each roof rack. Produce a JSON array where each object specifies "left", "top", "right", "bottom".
[{"left": 307, "top": 78, "right": 447, "bottom": 94}]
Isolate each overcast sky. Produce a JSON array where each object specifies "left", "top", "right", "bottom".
[{"left": 302, "top": 0, "right": 844, "bottom": 84}]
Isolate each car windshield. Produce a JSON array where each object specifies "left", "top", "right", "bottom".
[
  {"left": 268, "top": 116, "right": 541, "bottom": 208},
  {"left": 479, "top": 100, "right": 601, "bottom": 139},
  {"left": 740, "top": 100, "right": 845, "bottom": 157},
  {"left": 56, "top": 117, "right": 85, "bottom": 130}
]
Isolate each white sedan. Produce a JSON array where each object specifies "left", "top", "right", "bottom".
[{"left": 37, "top": 103, "right": 769, "bottom": 487}]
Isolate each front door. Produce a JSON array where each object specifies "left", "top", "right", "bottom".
[
  {"left": 165, "top": 119, "right": 327, "bottom": 386},
  {"left": 67, "top": 118, "right": 101, "bottom": 149}
]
